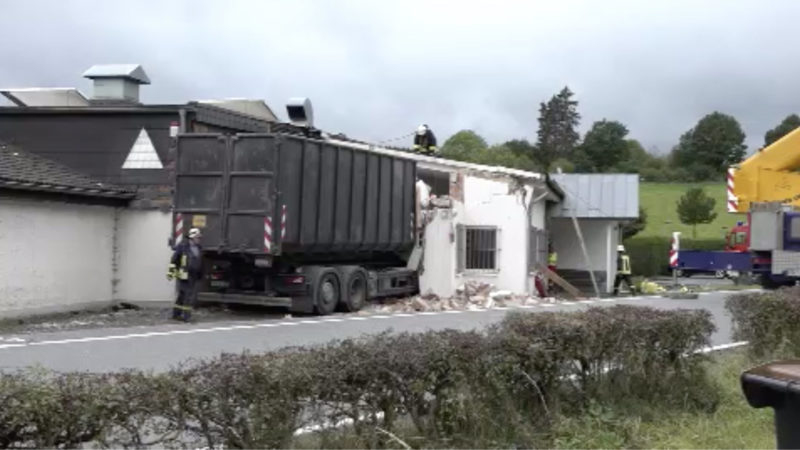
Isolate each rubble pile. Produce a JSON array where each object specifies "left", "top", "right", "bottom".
[{"left": 366, "top": 281, "right": 557, "bottom": 313}]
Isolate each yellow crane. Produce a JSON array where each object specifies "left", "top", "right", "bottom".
[{"left": 729, "top": 127, "right": 800, "bottom": 213}]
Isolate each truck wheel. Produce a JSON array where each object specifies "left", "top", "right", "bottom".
[
  {"left": 339, "top": 268, "right": 368, "bottom": 312},
  {"left": 314, "top": 269, "right": 340, "bottom": 315}
]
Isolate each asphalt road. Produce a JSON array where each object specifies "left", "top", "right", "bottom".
[{"left": 0, "top": 290, "right": 755, "bottom": 373}]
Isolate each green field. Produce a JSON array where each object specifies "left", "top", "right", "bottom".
[{"left": 639, "top": 182, "right": 743, "bottom": 239}]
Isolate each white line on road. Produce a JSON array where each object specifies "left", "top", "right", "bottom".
[
  {"left": 579, "top": 300, "right": 596, "bottom": 304},
  {"left": 348, "top": 317, "right": 368, "bottom": 321},
  {"left": 561, "top": 301, "right": 577, "bottom": 306},
  {"left": 370, "top": 315, "right": 391, "bottom": 319},
  {"left": 540, "top": 304, "right": 556, "bottom": 308},
  {"left": 321, "top": 318, "right": 344, "bottom": 323},
  {"left": 599, "top": 298, "right": 616, "bottom": 303},
  {"left": 443, "top": 310, "right": 463, "bottom": 314},
  {"left": 698, "top": 341, "right": 748, "bottom": 354},
  {"left": 393, "top": 313, "right": 414, "bottom": 317}
]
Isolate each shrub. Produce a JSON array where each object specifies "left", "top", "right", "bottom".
[
  {"left": 726, "top": 287, "right": 800, "bottom": 359},
  {"left": 0, "top": 306, "right": 718, "bottom": 449}
]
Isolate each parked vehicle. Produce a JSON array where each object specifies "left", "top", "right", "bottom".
[{"left": 172, "top": 133, "right": 419, "bottom": 314}]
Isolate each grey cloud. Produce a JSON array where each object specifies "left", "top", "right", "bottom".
[{"left": 3, "top": 0, "right": 800, "bottom": 154}]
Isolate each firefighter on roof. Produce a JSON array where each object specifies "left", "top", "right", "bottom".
[
  {"left": 413, "top": 124, "right": 438, "bottom": 155},
  {"left": 167, "top": 227, "right": 204, "bottom": 322}
]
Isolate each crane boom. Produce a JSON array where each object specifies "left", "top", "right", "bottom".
[{"left": 729, "top": 126, "right": 800, "bottom": 213}]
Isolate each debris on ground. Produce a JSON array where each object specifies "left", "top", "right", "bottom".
[{"left": 366, "top": 281, "right": 553, "bottom": 313}]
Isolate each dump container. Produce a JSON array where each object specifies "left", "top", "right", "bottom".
[
  {"left": 174, "top": 133, "right": 417, "bottom": 261},
  {"left": 741, "top": 360, "right": 800, "bottom": 449}
]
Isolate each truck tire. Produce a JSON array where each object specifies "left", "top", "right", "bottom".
[
  {"left": 338, "top": 267, "right": 368, "bottom": 312},
  {"left": 313, "top": 268, "right": 341, "bottom": 315}
]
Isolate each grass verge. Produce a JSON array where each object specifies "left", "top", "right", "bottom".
[
  {"left": 640, "top": 182, "right": 741, "bottom": 239},
  {"left": 551, "top": 350, "right": 774, "bottom": 449}
]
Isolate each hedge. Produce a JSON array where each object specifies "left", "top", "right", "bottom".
[
  {"left": 0, "top": 306, "right": 717, "bottom": 449},
  {"left": 726, "top": 287, "right": 800, "bottom": 360},
  {"left": 625, "top": 236, "right": 725, "bottom": 277}
]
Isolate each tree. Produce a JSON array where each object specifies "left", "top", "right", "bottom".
[
  {"left": 439, "top": 131, "right": 536, "bottom": 171},
  {"left": 764, "top": 114, "right": 800, "bottom": 147},
  {"left": 676, "top": 187, "right": 718, "bottom": 238},
  {"left": 671, "top": 112, "right": 747, "bottom": 179},
  {"left": 535, "top": 87, "right": 580, "bottom": 172},
  {"left": 440, "top": 130, "right": 488, "bottom": 162},
  {"left": 622, "top": 207, "right": 648, "bottom": 240},
  {"left": 575, "top": 120, "right": 629, "bottom": 172}
]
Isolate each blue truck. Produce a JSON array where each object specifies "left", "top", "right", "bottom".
[{"left": 674, "top": 250, "right": 754, "bottom": 279}]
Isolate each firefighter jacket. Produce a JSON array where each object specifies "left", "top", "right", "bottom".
[
  {"left": 548, "top": 252, "right": 558, "bottom": 266},
  {"left": 171, "top": 240, "right": 203, "bottom": 281},
  {"left": 617, "top": 253, "right": 632, "bottom": 275}
]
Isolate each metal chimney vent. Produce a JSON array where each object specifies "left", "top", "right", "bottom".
[
  {"left": 286, "top": 97, "right": 314, "bottom": 127},
  {"left": 82, "top": 64, "right": 150, "bottom": 104}
]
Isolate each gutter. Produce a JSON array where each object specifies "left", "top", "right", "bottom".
[{"left": 545, "top": 174, "right": 565, "bottom": 200}]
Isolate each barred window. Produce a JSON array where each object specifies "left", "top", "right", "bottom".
[{"left": 458, "top": 226, "right": 499, "bottom": 271}]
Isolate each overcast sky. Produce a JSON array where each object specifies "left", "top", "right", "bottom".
[{"left": 2, "top": 0, "right": 800, "bottom": 153}]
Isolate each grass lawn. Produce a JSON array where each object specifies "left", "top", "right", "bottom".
[
  {"left": 640, "top": 182, "right": 743, "bottom": 239},
  {"left": 552, "top": 351, "right": 775, "bottom": 449}
]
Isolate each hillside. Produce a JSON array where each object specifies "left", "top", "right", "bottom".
[{"left": 638, "top": 182, "right": 743, "bottom": 239}]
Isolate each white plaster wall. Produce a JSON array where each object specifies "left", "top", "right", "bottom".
[
  {"left": 455, "top": 176, "right": 531, "bottom": 293},
  {"left": 0, "top": 198, "right": 115, "bottom": 317},
  {"left": 115, "top": 209, "right": 175, "bottom": 302},
  {"left": 419, "top": 209, "right": 457, "bottom": 297},
  {"left": 530, "top": 199, "right": 546, "bottom": 230},
  {"left": 549, "top": 218, "right": 620, "bottom": 292}
]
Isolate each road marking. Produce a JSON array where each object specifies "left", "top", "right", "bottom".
[
  {"left": 561, "top": 301, "right": 577, "bottom": 306},
  {"left": 519, "top": 305, "right": 537, "bottom": 309},
  {"left": 419, "top": 312, "right": 439, "bottom": 316},
  {"left": 599, "top": 298, "right": 616, "bottom": 303},
  {"left": 322, "top": 318, "right": 344, "bottom": 323},
  {"left": 298, "top": 320, "right": 319, "bottom": 324},
  {"left": 495, "top": 306, "right": 510, "bottom": 310},
  {"left": 540, "top": 304, "right": 556, "bottom": 308},
  {"left": 579, "top": 300, "right": 595, "bottom": 304},
  {"left": 393, "top": 313, "right": 414, "bottom": 317},
  {"left": 348, "top": 317, "right": 368, "bottom": 321},
  {"left": 371, "top": 315, "right": 391, "bottom": 319},
  {"left": 443, "top": 310, "right": 463, "bottom": 314},
  {"left": 697, "top": 341, "right": 748, "bottom": 354}
]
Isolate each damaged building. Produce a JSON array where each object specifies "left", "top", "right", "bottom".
[{"left": 0, "top": 64, "right": 639, "bottom": 317}]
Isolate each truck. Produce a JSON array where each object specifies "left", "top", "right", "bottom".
[
  {"left": 727, "top": 125, "right": 800, "bottom": 288},
  {"left": 673, "top": 221, "right": 752, "bottom": 279},
  {"left": 172, "top": 132, "right": 420, "bottom": 314}
]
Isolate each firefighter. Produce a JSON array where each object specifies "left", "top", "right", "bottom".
[
  {"left": 413, "top": 124, "right": 438, "bottom": 155},
  {"left": 167, "top": 227, "right": 204, "bottom": 322},
  {"left": 547, "top": 243, "right": 558, "bottom": 293},
  {"left": 613, "top": 244, "right": 636, "bottom": 296}
]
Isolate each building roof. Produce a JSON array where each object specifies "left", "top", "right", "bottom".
[
  {"left": 0, "top": 143, "right": 134, "bottom": 199},
  {"left": 0, "top": 88, "right": 90, "bottom": 107},
  {"left": 550, "top": 173, "right": 639, "bottom": 219},
  {"left": 326, "top": 136, "right": 545, "bottom": 181},
  {"left": 82, "top": 64, "right": 151, "bottom": 84}
]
